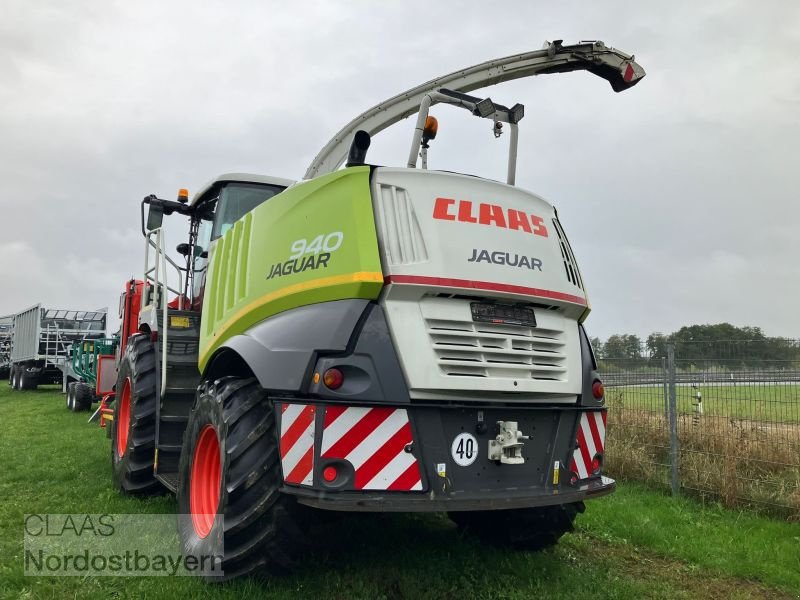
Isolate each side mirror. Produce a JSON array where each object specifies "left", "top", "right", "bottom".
[
  {"left": 146, "top": 204, "right": 164, "bottom": 231},
  {"left": 176, "top": 243, "right": 190, "bottom": 256}
]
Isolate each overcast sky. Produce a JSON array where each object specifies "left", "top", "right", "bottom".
[{"left": 1, "top": 0, "right": 798, "bottom": 341}]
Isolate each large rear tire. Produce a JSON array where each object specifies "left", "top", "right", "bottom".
[
  {"left": 177, "top": 377, "right": 307, "bottom": 580},
  {"left": 10, "top": 365, "right": 19, "bottom": 390},
  {"left": 448, "top": 502, "right": 584, "bottom": 551},
  {"left": 110, "top": 334, "right": 162, "bottom": 495}
]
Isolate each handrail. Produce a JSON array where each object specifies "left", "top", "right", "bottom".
[{"left": 143, "top": 227, "right": 184, "bottom": 398}]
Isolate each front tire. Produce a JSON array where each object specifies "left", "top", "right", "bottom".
[
  {"left": 449, "top": 502, "right": 584, "bottom": 551},
  {"left": 177, "top": 377, "right": 306, "bottom": 580},
  {"left": 110, "top": 334, "right": 161, "bottom": 495}
]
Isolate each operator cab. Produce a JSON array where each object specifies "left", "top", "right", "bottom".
[{"left": 189, "top": 173, "right": 293, "bottom": 309}]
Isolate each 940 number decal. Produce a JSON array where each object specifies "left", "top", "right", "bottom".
[{"left": 267, "top": 231, "right": 344, "bottom": 280}]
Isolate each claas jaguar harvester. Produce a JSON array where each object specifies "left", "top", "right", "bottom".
[{"left": 111, "top": 40, "right": 644, "bottom": 579}]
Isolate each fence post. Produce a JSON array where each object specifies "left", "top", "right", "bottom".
[
  {"left": 662, "top": 356, "right": 668, "bottom": 420},
  {"left": 667, "top": 343, "right": 680, "bottom": 496}
]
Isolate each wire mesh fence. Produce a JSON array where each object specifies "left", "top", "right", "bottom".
[{"left": 599, "top": 339, "right": 800, "bottom": 520}]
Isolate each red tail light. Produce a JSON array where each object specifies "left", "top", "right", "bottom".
[
  {"left": 323, "top": 368, "right": 344, "bottom": 390},
  {"left": 591, "top": 454, "right": 602, "bottom": 475},
  {"left": 592, "top": 379, "right": 604, "bottom": 399},
  {"left": 323, "top": 466, "right": 338, "bottom": 482}
]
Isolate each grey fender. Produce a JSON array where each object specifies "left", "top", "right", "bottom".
[
  {"left": 309, "top": 303, "right": 410, "bottom": 403},
  {"left": 205, "top": 299, "right": 371, "bottom": 392},
  {"left": 578, "top": 324, "right": 604, "bottom": 407}
]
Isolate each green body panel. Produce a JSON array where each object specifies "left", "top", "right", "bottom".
[{"left": 199, "top": 167, "right": 383, "bottom": 371}]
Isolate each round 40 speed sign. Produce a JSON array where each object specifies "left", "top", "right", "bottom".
[{"left": 451, "top": 432, "right": 479, "bottom": 466}]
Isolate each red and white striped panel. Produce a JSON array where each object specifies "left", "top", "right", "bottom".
[
  {"left": 280, "top": 403, "right": 316, "bottom": 486},
  {"left": 321, "top": 406, "right": 423, "bottom": 491},
  {"left": 570, "top": 410, "right": 607, "bottom": 480}
]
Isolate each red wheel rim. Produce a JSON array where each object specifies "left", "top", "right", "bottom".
[
  {"left": 190, "top": 424, "right": 221, "bottom": 538},
  {"left": 116, "top": 378, "right": 132, "bottom": 457}
]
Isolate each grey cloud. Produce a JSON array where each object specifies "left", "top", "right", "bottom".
[{"left": 0, "top": 0, "right": 798, "bottom": 341}]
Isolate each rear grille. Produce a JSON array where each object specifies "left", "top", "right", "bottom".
[
  {"left": 374, "top": 183, "right": 428, "bottom": 266},
  {"left": 552, "top": 218, "right": 583, "bottom": 290},
  {"left": 424, "top": 308, "right": 568, "bottom": 381}
]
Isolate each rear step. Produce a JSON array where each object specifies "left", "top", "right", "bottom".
[
  {"left": 160, "top": 414, "right": 189, "bottom": 423},
  {"left": 162, "top": 386, "right": 198, "bottom": 394},
  {"left": 155, "top": 443, "right": 184, "bottom": 480},
  {"left": 155, "top": 471, "right": 179, "bottom": 493},
  {"left": 156, "top": 386, "right": 196, "bottom": 479},
  {"left": 157, "top": 443, "right": 183, "bottom": 452},
  {"left": 150, "top": 310, "right": 202, "bottom": 494}
]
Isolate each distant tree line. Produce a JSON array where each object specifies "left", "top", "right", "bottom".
[{"left": 591, "top": 323, "right": 800, "bottom": 368}]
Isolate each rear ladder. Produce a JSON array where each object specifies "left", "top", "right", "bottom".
[{"left": 142, "top": 227, "right": 202, "bottom": 491}]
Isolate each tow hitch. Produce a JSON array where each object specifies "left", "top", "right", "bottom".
[{"left": 488, "top": 421, "right": 530, "bottom": 464}]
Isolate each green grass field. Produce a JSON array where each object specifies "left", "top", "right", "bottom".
[
  {"left": 606, "top": 384, "right": 800, "bottom": 424},
  {"left": 1, "top": 385, "right": 799, "bottom": 599}
]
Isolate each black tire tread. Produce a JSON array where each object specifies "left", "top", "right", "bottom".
[
  {"left": 178, "top": 377, "right": 308, "bottom": 580},
  {"left": 67, "top": 382, "right": 81, "bottom": 412},
  {"left": 111, "top": 334, "right": 161, "bottom": 495},
  {"left": 449, "top": 502, "right": 584, "bottom": 551},
  {"left": 74, "top": 382, "right": 93, "bottom": 411},
  {"left": 18, "top": 367, "right": 37, "bottom": 390}
]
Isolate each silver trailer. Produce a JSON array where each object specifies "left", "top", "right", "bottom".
[
  {"left": 8, "top": 304, "right": 107, "bottom": 390},
  {"left": 0, "top": 314, "right": 12, "bottom": 379}
]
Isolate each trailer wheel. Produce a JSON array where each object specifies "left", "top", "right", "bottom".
[
  {"left": 66, "top": 382, "right": 77, "bottom": 411},
  {"left": 18, "top": 366, "right": 37, "bottom": 390},
  {"left": 10, "top": 365, "right": 19, "bottom": 390},
  {"left": 74, "top": 382, "right": 93, "bottom": 411},
  {"left": 177, "top": 377, "right": 307, "bottom": 580},
  {"left": 110, "top": 334, "right": 161, "bottom": 495},
  {"left": 448, "top": 502, "right": 584, "bottom": 551}
]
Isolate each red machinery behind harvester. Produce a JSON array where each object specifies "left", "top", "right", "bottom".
[{"left": 98, "top": 280, "right": 145, "bottom": 432}]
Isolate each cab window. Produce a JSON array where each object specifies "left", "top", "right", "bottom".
[
  {"left": 211, "top": 182, "right": 284, "bottom": 239},
  {"left": 192, "top": 215, "right": 214, "bottom": 301}
]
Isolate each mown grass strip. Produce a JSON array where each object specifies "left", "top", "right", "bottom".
[
  {"left": 0, "top": 385, "right": 797, "bottom": 599},
  {"left": 580, "top": 483, "right": 800, "bottom": 592},
  {"left": 606, "top": 384, "right": 800, "bottom": 423}
]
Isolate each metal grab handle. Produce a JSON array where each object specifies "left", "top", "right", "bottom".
[{"left": 142, "top": 227, "right": 185, "bottom": 399}]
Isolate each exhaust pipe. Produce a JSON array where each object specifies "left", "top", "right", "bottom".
[{"left": 346, "top": 130, "right": 371, "bottom": 167}]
